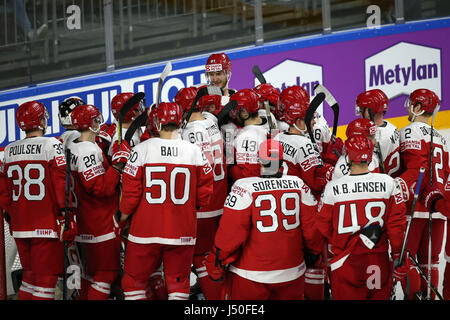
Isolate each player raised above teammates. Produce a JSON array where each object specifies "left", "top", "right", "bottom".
[
  {"left": 0, "top": 101, "right": 73, "bottom": 300},
  {"left": 205, "top": 52, "right": 236, "bottom": 98},
  {"left": 118, "top": 102, "right": 213, "bottom": 300},
  {"left": 355, "top": 89, "right": 401, "bottom": 176},
  {"left": 205, "top": 139, "right": 324, "bottom": 300},
  {"left": 398, "top": 88, "right": 449, "bottom": 300},
  {"left": 67, "top": 104, "right": 130, "bottom": 300},
  {"left": 316, "top": 135, "right": 408, "bottom": 300}
]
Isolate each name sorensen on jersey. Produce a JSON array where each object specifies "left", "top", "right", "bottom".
[{"left": 252, "top": 178, "right": 301, "bottom": 192}]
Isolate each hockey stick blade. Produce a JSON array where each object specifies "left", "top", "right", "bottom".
[
  {"left": 217, "top": 100, "right": 238, "bottom": 128},
  {"left": 314, "top": 84, "right": 339, "bottom": 139},
  {"left": 252, "top": 65, "right": 266, "bottom": 85},
  {"left": 155, "top": 61, "right": 172, "bottom": 108},
  {"left": 305, "top": 92, "right": 326, "bottom": 146},
  {"left": 124, "top": 112, "right": 148, "bottom": 144}
]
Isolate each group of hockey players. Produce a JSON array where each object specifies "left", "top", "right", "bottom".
[{"left": 0, "top": 51, "right": 449, "bottom": 301}]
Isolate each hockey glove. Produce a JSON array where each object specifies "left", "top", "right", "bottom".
[
  {"left": 57, "top": 210, "right": 77, "bottom": 247},
  {"left": 392, "top": 253, "right": 411, "bottom": 282},
  {"left": 204, "top": 246, "right": 239, "bottom": 282},
  {"left": 322, "top": 137, "right": 344, "bottom": 166},
  {"left": 112, "top": 140, "right": 131, "bottom": 167}
]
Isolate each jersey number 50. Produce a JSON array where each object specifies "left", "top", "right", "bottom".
[{"left": 145, "top": 166, "right": 191, "bottom": 205}]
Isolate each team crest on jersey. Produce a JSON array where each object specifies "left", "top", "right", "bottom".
[
  {"left": 124, "top": 162, "right": 138, "bottom": 177},
  {"left": 300, "top": 157, "right": 320, "bottom": 171},
  {"left": 202, "top": 163, "right": 212, "bottom": 175},
  {"left": 83, "top": 164, "right": 105, "bottom": 181},
  {"left": 55, "top": 155, "right": 66, "bottom": 166},
  {"left": 400, "top": 140, "right": 421, "bottom": 152},
  {"left": 445, "top": 180, "right": 450, "bottom": 191}
]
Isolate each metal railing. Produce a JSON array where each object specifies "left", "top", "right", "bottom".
[{"left": 0, "top": 0, "right": 448, "bottom": 91}]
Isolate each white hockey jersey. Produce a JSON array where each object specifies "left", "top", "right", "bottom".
[{"left": 375, "top": 120, "right": 401, "bottom": 177}]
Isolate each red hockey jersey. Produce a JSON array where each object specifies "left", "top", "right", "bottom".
[
  {"left": 68, "top": 140, "right": 120, "bottom": 243},
  {"left": 316, "top": 172, "right": 406, "bottom": 270},
  {"left": 0, "top": 136, "right": 67, "bottom": 238},
  {"left": 376, "top": 120, "right": 401, "bottom": 177},
  {"left": 274, "top": 132, "right": 325, "bottom": 194},
  {"left": 182, "top": 118, "right": 228, "bottom": 218},
  {"left": 214, "top": 175, "right": 323, "bottom": 284},
  {"left": 399, "top": 121, "right": 450, "bottom": 219},
  {"left": 120, "top": 137, "right": 213, "bottom": 245}
]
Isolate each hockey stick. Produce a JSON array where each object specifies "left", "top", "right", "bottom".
[
  {"left": 367, "top": 108, "right": 386, "bottom": 174},
  {"left": 313, "top": 84, "right": 339, "bottom": 142},
  {"left": 407, "top": 250, "right": 443, "bottom": 300},
  {"left": 117, "top": 92, "right": 145, "bottom": 145},
  {"left": 305, "top": 92, "right": 326, "bottom": 152},
  {"left": 252, "top": 64, "right": 266, "bottom": 85},
  {"left": 124, "top": 112, "right": 148, "bottom": 145},
  {"left": 62, "top": 147, "right": 71, "bottom": 300},
  {"left": 427, "top": 104, "right": 440, "bottom": 300},
  {"left": 216, "top": 100, "right": 239, "bottom": 128},
  {"left": 252, "top": 65, "right": 275, "bottom": 130},
  {"left": 182, "top": 85, "right": 222, "bottom": 129},
  {"left": 155, "top": 61, "right": 172, "bottom": 109}
]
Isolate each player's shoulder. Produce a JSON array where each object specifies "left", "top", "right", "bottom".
[{"left": 68, "top": 139, "right": 99, "bottom": 155}]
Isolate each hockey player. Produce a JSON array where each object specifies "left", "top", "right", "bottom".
[
  {"left": 332, "top": 118, "right": 381, "bottom": 180},
  {"left": 118, "top": 102, "right": 213, "bottom": 300},
  {"left": 205, "top": 139, "right": 324, "bottom": 299},
  {"left": 253, "top": 83, "right": 279, "bottom": 133},
  {"left": 181, "top": 91, "right": 228, "bottom": 300},
  {"left": 0, "top": 101, "right": 74, "bottom": 300},
  {"left": 355, "top": 89, "right": 401, "bottom": 176},
  {"left": 316, "top": 135, "right": 408, "bottom": 300},
  {"left": 108, "top": 92, "right": 146, "bottom": 156},
  {"left": 58, "top": 96, "right": 86, "bottom": 148},
  {"left": 228, "top": 89, "right": 270, "bottom": 182},
  {"left": 399, "top": 88, "right": 449, "bottom": 299},
  {"left": 422, "top": 173, "right": 450, "bottom": 299},
  {"left": 68, "top": 104, "right": 129, "bottom": 300},
  {"left": 205, "top": 52, "right": 236, "bottom": 97}
]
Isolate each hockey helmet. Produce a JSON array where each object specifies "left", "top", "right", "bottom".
[
  {"left": 405, "top": 88, "right": 440, "bottom": 114},
  {"left": 174, "top": 87, "right": 198, "bottom": 113},
  {"left": 71, "top": 104, "right": 104, "bottom": 132},
  {"left": 197, "top": 94, "right": 223, "bottom": 113},
  {"left": 346, "top": 118, "right": 377, "bottom": 139},
  {"left": 345, "top": 135, "right": 374, "bottom": 164},
  {"left": 58, "top": 96, "right": 86, "bottom": 126},
  {"left": 111, "top": 92, "right": 145, "bottom": 122},
  {"left": 154, "top": 102, "right": 183, "bottom": 129},
  {"left": 16, "top": 101, "right": 49, "bottom": 132},
  {"left": 355, "top": 89, "right": 389, "bottom": 116},
  {"left": 205, "top": 53, "right": 231, "bottom": 73},
  {"left": 230, "top": 89, "right": 260, "bottom": 115}
]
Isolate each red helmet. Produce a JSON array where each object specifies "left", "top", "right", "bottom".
[
  {"left": 406, "top": 88, "right": 440, "bottom": 114},
  {"left": 146, "top": 104, "right": 159, "bottom": 136},
  {"left": 71, "top": 104, "right": 104, "bottom": 131},
  {"left": 346, "top": 118, "right": 377, "bottom": 138},
  {"left": 111, "top": 92, "right": 145, "bottom": 122},
  {"left": 345, "top": 135, "right": 374, "bottom": 164},
  {"left": 197, "top": 94, "right": 222, "bottom": 113},
  {"left": 205, "top": 53, "right": 231, "bottom": 73},
  {"left": 278, "top": 86, "right": 310, "bottom": 122},
  {"left": 16, "top": 101, "right": 49, "bottom": 131},
  {"left": 258, "top": 139, "right": 283, "bottom": 164},
  {"left": 58, "top": 96, "right": 86, "bottom": 126},
  {"left": 155, "top": 102, "right": 182, "bottom": 128},
  {"left": 230, "top": 89, "right": 260, "bottom": 115},
  {"left": 283, "top": 102, "right": 309, "bottom": 126},
  {"left": 174, "top": 87, "right": 198, "bottom": 113},
  {"left": 253, "top": 83, "right": 280, "bottom": 109},
  {"left": 355, "top": 89, "right": 389, "bottom": 115}
]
